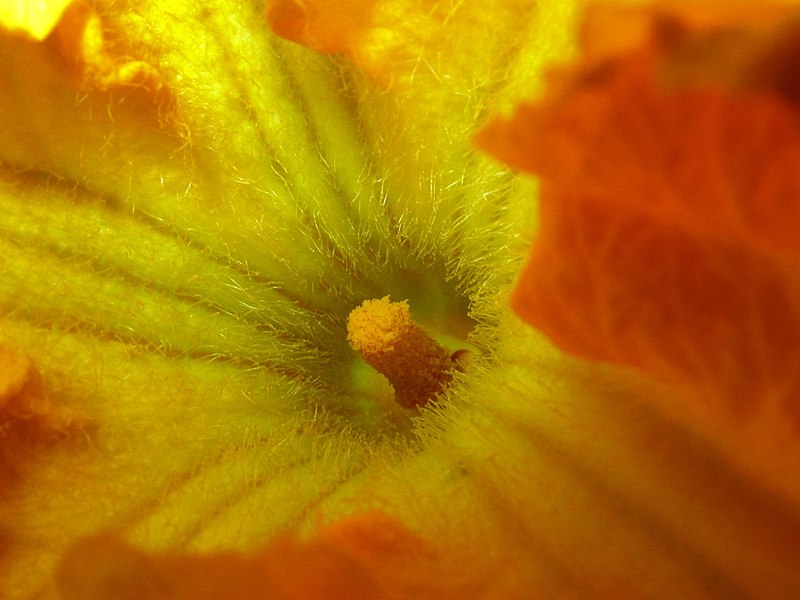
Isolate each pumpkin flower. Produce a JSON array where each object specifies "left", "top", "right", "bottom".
[{"left": 1, "top": 0, "right": 800, "bottom": 598}]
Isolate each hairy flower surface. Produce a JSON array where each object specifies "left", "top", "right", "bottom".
[{"left": 1, "top": 1, "right": 800, "bottom": 599}]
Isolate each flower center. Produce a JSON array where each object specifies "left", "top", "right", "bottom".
[{"left": 346, "top": 296, "right": 461, "bottom": 409}]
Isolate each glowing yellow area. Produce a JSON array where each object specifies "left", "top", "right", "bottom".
[
  {"left": 347, "top": 296, "right": 456, "bottom": 409},
  {"left": 0, "top": 0, "right": 73, "bottom": 40}
]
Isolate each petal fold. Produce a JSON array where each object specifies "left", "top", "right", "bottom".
[
  {"left": 0, "top": 0, "right": 179, "bottom": 177},
  {"left": 477, "top": 2, "right": 800, "bottom": 501},
  {"left": 266, "top": 0, "right": 376, "bottom": 60},
  {"left": 56, "top": 512, "right": 469, "bottom": 600},
  {"left": 0, "top": 347, "right": 82, "bottom": 488},
  {"left": 54, "top": 2, "right": 171, "bottom": 99},
  {"left": 478, "top": 2, "right": 800, "bottom": 409},
  {"left": 0, "top": 0, "right": 73, "bottom": 40},
  {"left": 264, "top": 0, "right": 572, "bottom": 106}
]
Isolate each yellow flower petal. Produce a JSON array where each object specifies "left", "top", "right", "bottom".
[
  {"left": 4, "top": 1, "right": 800, "bottom": 599},
  {"left": 2, "top": 0, "right": 542, "bottom": 595},
  {"left": 266, "top": 0, "right": 577, "bottom": 258}
]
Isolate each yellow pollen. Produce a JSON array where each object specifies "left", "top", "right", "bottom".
[{"left": 346, "top": 296, "right": 457, "bottom": 409}]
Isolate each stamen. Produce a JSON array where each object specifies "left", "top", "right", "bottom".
[{"left": 346, "top": 296, "right": 457, "bottom": 409}]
